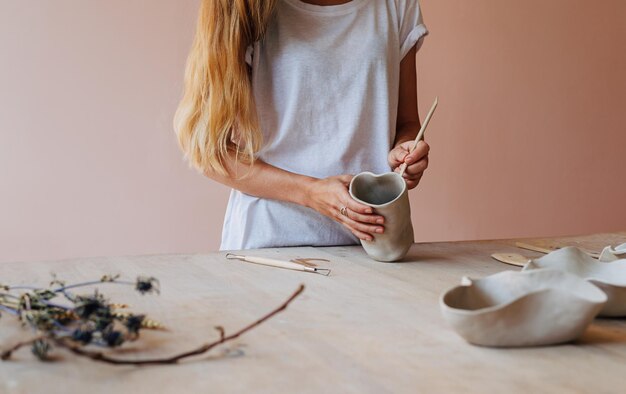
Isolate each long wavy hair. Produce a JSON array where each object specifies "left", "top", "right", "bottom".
[{"left": 174, "top": 0, "right": 277, "bottom": 176}]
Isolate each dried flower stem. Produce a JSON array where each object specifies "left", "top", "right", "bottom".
[
  {"left": 1, "top": 336, "right": 45, "bottom": 360},
  {"left": 52, "top": 280, "right": 135, "bottom": 293},
  {"left": 53, "top": 284, "right": 305, "bottom": 365},
  {"left": 0, "top": 292, "right": 20, "bottom": 300},
  {"left": 0, "top": 305, "right": 19, "bottom": 316}
]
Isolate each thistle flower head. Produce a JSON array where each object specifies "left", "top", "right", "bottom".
[{"left": 135, "top": 277, "right": 160, "bottom": 295}]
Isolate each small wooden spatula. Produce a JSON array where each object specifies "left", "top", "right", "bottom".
[{"left": 491, "top": 253, "right": 531, "bottom": 267}]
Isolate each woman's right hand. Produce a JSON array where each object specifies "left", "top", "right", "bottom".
[{"left": 304, "top": 175, "right": 385, "bottom": 241}]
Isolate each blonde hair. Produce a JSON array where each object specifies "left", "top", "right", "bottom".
[{"left": 174, "top": 0, "right": 277, "bottom": 176}]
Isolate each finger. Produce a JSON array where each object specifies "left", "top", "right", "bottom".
[
  {"left": 349, "top": 227, "right": 373, "bottom": 241},
  {"left": 404, "top": 174, "right": 423, "bottom": 190},
  {"left": 402, "top": 170, "right": 424, "bottom": 182},
  {"left": 405, "top": 141, "right": 429, "bottom": 164},
  {"left": 346, "top": 197, "right": 374, "bottom": 214},
  {"left": 333, "top": 211, "right": 374, "bottom": 240},
  {"left": 398, "top": 140, "right": 415, "bottom": 150},
  {"left": 404, "top": 141, "right": 430, "bottom": 164},
  {"left": 346, "top": 208, "right": 384, "bottom": 225},
  {"left": 403, "top": 157, "right": 429, "bottom": 176},
  {"left": 340, "top": 214, "right": 384, "bottom": 235},
  {"left": 389, "top": 145, "right": 409, "bottom": 165}
]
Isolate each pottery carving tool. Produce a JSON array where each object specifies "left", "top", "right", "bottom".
[
  {"left": 290, "top": 257, "right": 330, "bottom": 268},
  {"left": 515, "top": 242, "right": 601, "bottom": 259},
  {"left": 399, "top": 97, "right": 439, "bottom": 177},
  {"left": 226, "top": 254, "right": 331, "bottom": 276}
]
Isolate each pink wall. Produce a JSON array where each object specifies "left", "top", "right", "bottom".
[
  {"left": 1, "top": 0, "right": 625, "bottom": 263},
  {"left": 0, "top": 0, "right": 228, "bottom": 263},
  {"left": 413, "top": 0, "right": 626, "bottom": 241}
]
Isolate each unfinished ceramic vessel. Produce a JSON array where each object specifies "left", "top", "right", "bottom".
[
  {"left": 523, "top": 246, "right": 626, "bottom": 317},
  {"left": 349, "top": 172, "right": 413, "bottom": 262},
  {"left": 599, "top": 243, "right": 626, "bottom": 262},
  {"left": 440, "top": 269, "right": 606, "bottom": 347}
]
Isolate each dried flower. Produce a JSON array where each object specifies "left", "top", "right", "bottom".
[
  {"left": 0, "top": 274, "right": 157, "bottom": 360},
  {"left": 31, "top": 339, "right": 51, "bottom": 361},
  {"left": 73, "top": 293, "right": 109, "bottom": 320},
  {"left": 100, "top": 274, "right": 120, "bottom": 283},
  {"left": 1, "top": 273, "right": 304, "bottom": 365},
  {"left": 102, "top": 329, "right": 125, "bottom": 347},
  {"left": 49, "top": 273, "right": 66, "bottom": 288},
  {"left": 33, "top": 290, "right": 57, "bottom": 301},
  {"left": 124, "top": 315, "right": 145, "bottom": 336},
  {"left": 71, "top": 328, "right": 94, "bottom": 345},
  {"left": 135, "top": 277, "right": 160, "bottom": 295}
]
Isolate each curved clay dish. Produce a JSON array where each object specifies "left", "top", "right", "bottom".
[
  {"left": 523, "top": 246, "right": 626, "bottom": 317},
  {"left": 440, "top": 269, "right": 606, "bottom": 347},
  {"left": 349, "top": 172, "right": 413, "bottom": 262},
  {"left": 599, "top": 243, "right": 626, "bottom": 262}
]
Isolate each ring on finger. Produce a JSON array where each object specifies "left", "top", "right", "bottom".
[{"left": 340, "top": 206, "right": 348, "bottom": 216}]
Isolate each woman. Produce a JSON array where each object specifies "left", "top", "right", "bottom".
[{"left": 175, "top": 0, "right": 430, "bottom": 250}]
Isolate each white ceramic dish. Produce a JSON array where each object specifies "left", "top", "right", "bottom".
[
  {"left": 349, "top": 172, "right": 413, "bottom": 262},
  {"left": 599, "top": 242, "right": 626, "bottom": 262},
  {"left": 523, "top": 246, "right": 626, "bottom": 317},
  {"left": 440, "top": 269, "right": 606, "bottom": 347}
]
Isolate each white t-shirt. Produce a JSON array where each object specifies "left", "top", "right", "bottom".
[{"left": 220, "top": 0, "right": 427, "bottom": 250}]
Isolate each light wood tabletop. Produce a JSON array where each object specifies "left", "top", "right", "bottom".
[{"left": 1, "top": 232, "right": 625, "bottom": 393}]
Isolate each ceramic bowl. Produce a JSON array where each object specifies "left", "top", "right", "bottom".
[
  {"left": 440, "top": 269, "right": 606, "bottom": 347},
  {"left": 523, "top": 246, "right": 626, "bottom": 317},
  {"left": 349, "top": 172, "right": 413, "bottom": 262}
]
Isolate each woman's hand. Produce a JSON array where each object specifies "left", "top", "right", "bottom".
[
  {"left": 388, "top": 140, "right": 430, "bottom": 190},
  {"left": 305, "top": 175, "right": 385, "bottom": 241}
]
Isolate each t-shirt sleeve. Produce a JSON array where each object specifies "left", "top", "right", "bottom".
[{"left": 397, "top": 0, "right": 428, "bottom": 59}]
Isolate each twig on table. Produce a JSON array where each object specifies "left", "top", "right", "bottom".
[
  {"left": 1, "top": 336, "right": 45, "bottom": 360},
  {"left": 51, "top": 284, "right": 305, "bottom": 365}
]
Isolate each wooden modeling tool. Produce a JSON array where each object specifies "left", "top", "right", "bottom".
[
  {"left": 514, "top": 242, "right": 555, "bottom": 255},
  {"left": 491, "top": 253, "right": 531, "bottom": 267},
  {"left": 515, "top": 242, "right": 601, "bottom": 259},
  {"left": 226, "top": 254, "right": 331, "bottom": 276},
  {"left": 399, "top": 97, "right": 439, "bottom": 177}
]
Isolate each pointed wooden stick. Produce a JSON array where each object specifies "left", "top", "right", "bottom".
[{"left": 399, "top": 97, "right": 439, "bottom": 177}]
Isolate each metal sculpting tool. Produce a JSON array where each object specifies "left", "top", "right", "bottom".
[{"left": 226, "top": 254, "right": 331, "bottom": 276}]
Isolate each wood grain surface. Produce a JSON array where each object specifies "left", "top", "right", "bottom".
[
  {"left": 514, "top": 232, "right": 626, "bottom": 256},
  {"left": 1, "top": 233, "right": 626, "bottom": 393}
]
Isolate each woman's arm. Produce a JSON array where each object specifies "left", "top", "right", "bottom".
[
  {"left": 388, "top": 45, "right": 430, "bottom": 190},
  {"left": 205, "top": 151, "right": 386, "bottom": 241}
]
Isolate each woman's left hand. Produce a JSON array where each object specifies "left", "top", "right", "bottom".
[{"left": 388, "top": 140, "right": 430, "bottom": 190}]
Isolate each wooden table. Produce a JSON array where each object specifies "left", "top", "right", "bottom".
[{"left": 2, "top": 233, "right": 626, "bottom": 393}]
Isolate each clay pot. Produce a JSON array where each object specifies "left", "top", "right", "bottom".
[
  {"left": 440, "top": 269, "right": 607, "bottom": 347},
  {"left": 349, "top": 172, "right": 413, "bottom": 262},
  {"left": 523, "top": 246, "right": 626, "bottom": 317}
]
